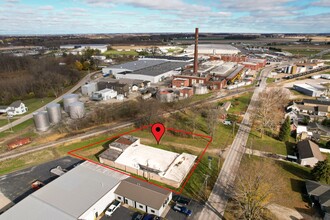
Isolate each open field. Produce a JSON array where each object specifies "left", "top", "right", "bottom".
[
  {"left": 225, "top": 92, "right": 253, "bottom": 115},
  {"left": 249, "top": 130, "right": 296, "bottom": 155},
  {"left": 103, "top": 49, "right": 138, "bottom": 56},
  {"left": 22, "top": 97, "right": 54, "bottom": 114}
]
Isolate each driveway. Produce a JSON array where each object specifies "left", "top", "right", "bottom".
[{"left": 100, "top": 206, "right": 135, "bottom": 220}]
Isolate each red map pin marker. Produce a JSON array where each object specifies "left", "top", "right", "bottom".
[{"left": 151, "top": 123, "right": 165, "bottom": 144}]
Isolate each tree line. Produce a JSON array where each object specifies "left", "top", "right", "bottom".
[{"left": 0, "top": 54, "right": 82, "bottom": 105}]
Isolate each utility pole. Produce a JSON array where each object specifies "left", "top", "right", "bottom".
[
  {"left": 203, "top": 174, "right": 210, "bottom": 200},
  {"left": 7, "top": 115, "right": 13, "bottom": 132},
  {"left": 232, "top": 121, "right": 236, "bottom": 137}
]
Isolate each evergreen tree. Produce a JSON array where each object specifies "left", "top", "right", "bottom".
[
  {"left": 312, "top": 158, "right": 330, "bottom": 184},
  {"left": 279, "top": 116, "right": 291, "bottom": 141}
]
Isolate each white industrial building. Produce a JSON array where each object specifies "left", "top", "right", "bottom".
[
  {"left": 0, "top": 162, "right": 128, "bottom": 220},
  {"left": 60, "top": 44, "right": 108, "bottom": 53},
  {"left": 81, "top": 82, "right": 98, "bottom": 96},
  {"left": 91, "top": 88, "right": 117, "bottom": 101},
  {"left": 102, "top": 58, "right": 189, "bottom": 83},
  {"left": 185, "top": 44, "right": 240, "bottom": 55},
  {"left": 293, "top": 84, "right": 325, "bottom": 97},
  {"left": 0, "top": 161, "right": 173, "bottom": 219}
]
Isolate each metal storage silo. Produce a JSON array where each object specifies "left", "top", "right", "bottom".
[
  {"left": 46, "top": 103, "right": 62, "bottom": 124},
  {"left": 33, "top": 111, "right": 50, "bottom": 132},
  {"left": 63, "top": 94, "right": 79, "bottom": 112},
  {"left": 193, "top": 84, "right": 208, "bottom": 95},
  {"left": 69, "top": 102, "right": 85, "bottom": 119}
]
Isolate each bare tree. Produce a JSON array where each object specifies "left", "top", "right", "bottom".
[
  {"left": 252, "top": 87, "right": 290, "bottom": 138},
  {"left": 231, "top": 158, "right": 282, "bottom": 220}
]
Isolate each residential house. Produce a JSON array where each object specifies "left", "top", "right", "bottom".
[
  {"left": 303, "top": 99, "right": 330, "bottom": 112},
  {"left": 297, "top": 140, "right": 324, "bottom": 167},
  {"left": 305, "top": 180, "right": 330, "bottom": 219},
  {"left": 6, "top": 100, "right": 28, "bottom": 116},
  {"left": 114, "top": 177, "right": 172, "bottom": 217}
]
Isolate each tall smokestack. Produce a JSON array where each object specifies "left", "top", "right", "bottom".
[{"left": 194, "top": 27, "right": 199, "bottom": 74}]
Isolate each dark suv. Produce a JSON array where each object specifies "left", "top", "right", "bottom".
[{"left": 172, "top": 195, "right": 191, "bottom": 205}]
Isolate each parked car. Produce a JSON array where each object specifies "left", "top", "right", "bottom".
[
  {"left": 173, "top": 204, "right": 192, "bottom": 216},
  {"left": 223, "top": 120, "right": 232, "bottom": 125},
  {"left": 132, "top": 213, "right": 144, "bottom": 220},
  {"left": 172, "top": 195, "right": 191, "bottom": 205},
  {"left": 142, "top": 214, "right": 161, "bottom": 220},
  {"left": 105, "top": 200, "right": 120, "bottom": 216}
]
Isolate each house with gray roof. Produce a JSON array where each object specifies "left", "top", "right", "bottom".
[
  {"left": 306, "top": 180, "right": 330, "bottom": 219},
  {"left": 6, "top": 100, "right": 28, "bottom": 116},
  {"left": 297, "top": 140, "right": 324, "bottom": 167},
  {"left": 114, "top": 177, "right": 172, "bottom": 217}
]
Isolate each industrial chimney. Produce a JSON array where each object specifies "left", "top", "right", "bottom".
[{"left": 193, "top": 27, "right": 199, "bottom": 74}]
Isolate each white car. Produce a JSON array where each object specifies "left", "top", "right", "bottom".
[
  {"left": 223, "top": 120, "right": 232, "bottom": 125},
  {"left": 105, "top": 200, "right": 120, "bottom": 216}
]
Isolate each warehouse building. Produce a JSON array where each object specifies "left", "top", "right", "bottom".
[
  {"left": 293, "top": 84, "right": 325, "bottom": 97},
  {"left": 99, "top": 135, "right": 197, "bottom": 188},
  {"left": 91, "top": 88, "right": 117, "bottom": 101},
  {"left": 60, "top": 44, "right": 108, "bottom": 53},
  {"left": 186, "top": 44, "right": 240, "bottom": 55},
  {"left": 0, "top": 162, "right": 128, "bottom": 220},
  {"left": 0, "top": 161, "right": 173, "bottom": 219},
  {"left": 102, "top": 58, "right": 189, "bottom": 83}
]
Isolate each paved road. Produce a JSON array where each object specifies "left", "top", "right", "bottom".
[
  {"left": 0, "top": 71, "right": 99, "bottom": 133},
  {"left": 197, "top": 66, "right": 273, "bottom": 220}
]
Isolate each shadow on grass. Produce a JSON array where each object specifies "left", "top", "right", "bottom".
[
  {"left": 276, "top": 160, "right": 312, "bottom": 180},
  {"left": 285, "top": 141, "right": 296, "bottom": 155}
]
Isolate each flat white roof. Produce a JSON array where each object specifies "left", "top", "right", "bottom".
[
  {"left": 0, "top": 161, "right": 128, "bottom": 220},
  {"left": 114, "top": 144, "right": 197, "bottom": 183},
  {"left": 162, "top": 153, "right": 197, "bottom": 183},
  {"left": 115, "top": 144, "right": 178, "bottom": 172}
]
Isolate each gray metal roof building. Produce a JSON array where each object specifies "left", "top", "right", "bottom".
[
  {"left": 0, "top": 161, "right": 128, "bottom": 220},
  {"left": 114, "top": 177, "right": 171, "bottom": 210}
]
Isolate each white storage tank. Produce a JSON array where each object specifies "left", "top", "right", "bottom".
[
  {"left": 69, "top": 102, "right": 85, "bottom": 119},
  {"left": 33, "top": 111, "right": 50, "bottom": 132},
  {"left": 46, "top": 103, "right": 62, "bottom": 124},
  {"left": 63, "top": 94, "right": 79, "bottom": 112},
  {"left": 116, "top": 94, "right": 124, "bottom": 101},
  {"left": 193, "top": 84, "right": 208, "bottom": 94}
]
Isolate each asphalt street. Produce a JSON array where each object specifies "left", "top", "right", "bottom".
[{"left": 197, "top": 66, "right": 273, "bottom": 220}]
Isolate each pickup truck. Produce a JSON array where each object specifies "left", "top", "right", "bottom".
[{"left": 105, "top": 200, "right": 120, "bottom": 216}]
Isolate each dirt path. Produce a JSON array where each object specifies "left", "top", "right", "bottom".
[{"left": 267, "top": 203, "right": 319, "bottom": 220}]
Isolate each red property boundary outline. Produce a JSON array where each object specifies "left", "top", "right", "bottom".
[{"left": 67, "top": 124, "right": 213, "bottom": 195}]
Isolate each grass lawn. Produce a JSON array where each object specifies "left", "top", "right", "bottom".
[
  {"left": 23, "top": 97, "right": 54, "bottom": 114},
  {"left": 266, "top": 77, "right": 276, "bottom": 84},
  {"left": 0, "top": 119, "right": 34, "bottom": 139},
  {"left": 248, "top": 130, "right": 296, "bottom": 155},
  {"left": 190, "top": 92, "right": 213, "bottom": 102},
  {"left": 103, "top": 49, "right": 138, "bottom": 57},
  {"left": 224, "top": 155, "right": 314, "bottom": 219},
  {"left": 226, "top": 92, "right": 253, "bottom": 115},
  {"left": 0, "top": 119, "right": 8, "bottom": 127}
]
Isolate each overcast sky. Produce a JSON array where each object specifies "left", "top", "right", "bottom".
[{"left": 0, "top": 0, "right": 329, "bottom": 35}]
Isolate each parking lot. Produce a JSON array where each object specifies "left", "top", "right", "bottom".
[
  {"left": 100, "top": 206, "right": 135, "bottom": 220},
  {"left": 98, "top": 197, "right": 204, "bottom": 220},
  {"left": 0, "top": 156, "right": 82, "bottom": 204},
  {"left": 166, "top": 200, "right": 204, "bottom": 220}
]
